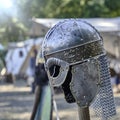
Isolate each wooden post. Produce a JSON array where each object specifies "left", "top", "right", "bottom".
[{"left": 78, "top": 106, "right": 90, "bottom": 120}]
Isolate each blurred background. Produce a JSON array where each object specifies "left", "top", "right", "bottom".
[{"left": 0, "top": 0, "right": 120, "bottom": 120}]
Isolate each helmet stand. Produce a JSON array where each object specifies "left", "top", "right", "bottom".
[{"left": 78, "top": 107, "right": 90, "bottom": 120}]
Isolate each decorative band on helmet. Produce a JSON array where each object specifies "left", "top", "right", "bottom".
[{"left": 45, "top": 40, "right": 105, "bottom": 65}]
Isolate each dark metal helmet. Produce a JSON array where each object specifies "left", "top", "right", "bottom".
[{"left": 42, "top": 19, "right": 116, "bottom": 118}]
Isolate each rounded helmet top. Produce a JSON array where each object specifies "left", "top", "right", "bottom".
[{"left": 42, "top": 19, "right": 103, "bottom": 57}]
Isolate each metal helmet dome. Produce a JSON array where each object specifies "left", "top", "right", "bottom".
[{"left": 42, "top": 19, "right": 103, "bottom": 58}]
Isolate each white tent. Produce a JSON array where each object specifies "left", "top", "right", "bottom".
[{"left": 5, "top": 38, "right": 43, "bottom": 76}]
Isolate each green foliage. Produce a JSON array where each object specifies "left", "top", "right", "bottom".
[
  {"left": 0, "top": 16, "right": 27, "bottom": 45},
  {"left": 0, "top": 0, "right": 29, "bottom": 46},
  {"left": 104, "top": 0, "right": 120, "bottom": 17},
  {"left": 0, "top": 0, "right": 120, "bottom": 46},
  {"left": 105, "top": 0, "right": 120, "bottom": 10},
  {"left": 23, "top": 0, "right": 120, "bottom": 18}
]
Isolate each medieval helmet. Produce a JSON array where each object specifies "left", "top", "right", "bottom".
[{"left": 42, "top": 19, "right": 116, "bottom": 119}]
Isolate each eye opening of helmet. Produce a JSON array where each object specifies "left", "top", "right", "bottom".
[{"left": 49, "top": 65, "right": 60, "bottom": 77}]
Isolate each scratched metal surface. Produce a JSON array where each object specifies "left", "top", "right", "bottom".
[
  {"left": 42, "top": 19, "right": 102, "bottom": 56},
  {"left": 70, "top": 59, "right": 100, "bottom": 107},
  {"left": 45, "top": 40, "right": 104, "bottom": 64}
]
